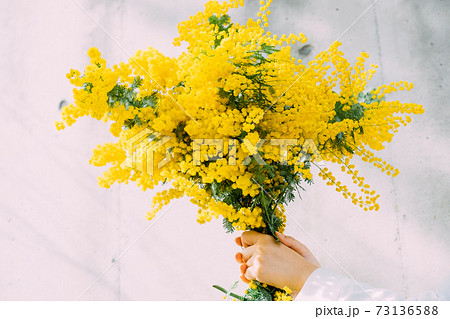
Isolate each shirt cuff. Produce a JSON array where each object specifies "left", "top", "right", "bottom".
[
  {"left": 295, "top": 267, "right": 376, "bottom": 301},
  {"left": 295, "top": 267, "right": 349, "bottom": 301},
  {"left": 296, "top": 267, "right": 450, "bottom": 301}
]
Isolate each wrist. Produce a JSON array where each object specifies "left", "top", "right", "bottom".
[{"left": 294, "top": 263, "right": 319, "bottom": 293}]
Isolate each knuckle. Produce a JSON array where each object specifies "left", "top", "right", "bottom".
[
  {"left": 255, "top": 247, "right": 265, "bottom": 259},
  {"left": 261, "top": 234, "right": 272, "bottom": 243},
  {"left": 255, "top": 253, "right": 265, "bottom": 265}
]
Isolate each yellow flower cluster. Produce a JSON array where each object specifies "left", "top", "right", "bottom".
[
  {"left": 57, "top": 0, "right": 423, "bottom": 233},
  {"left": 248, "top": 280, "right": 258, "bottom": 290},
  {"left": 245, "top": 281, "right": 292, "bottom": 301},
  {"left": 273, "top": 288, "right": 292, "bottom": 301}
]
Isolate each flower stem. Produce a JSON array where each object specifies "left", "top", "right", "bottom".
[{"left": 212, "top": 285, "right": 248, "bottom": 301}]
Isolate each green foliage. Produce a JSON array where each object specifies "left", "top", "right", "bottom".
[
  {"left": 106, "top": 76, "right": 158, "bottom": 130},
  {"left": 222, "top": 217, "right": 235, "bottom": 234},
  {"left": 211, "top": 13, "right": 279, "bottom": 113},
  {"left": 213, "top": 280, "right": 291, "bottom": 301},
  {"left": 212, "top": 282, "right": 250, "bottom": 301},
  {"left": 217, "top": 43, "right": 279, "bottom": 111},
  {"left": 208, "top": 14, "right": 233, "bottom": 48},
  {"left": 83, "top": 82, "right": 93, "bottom": 93},
  {"left": 244, "top": 281, "right": 282, "bottom": 301},
  {"left": 326, "top": 90, "right": 384, "bottom": 155}
]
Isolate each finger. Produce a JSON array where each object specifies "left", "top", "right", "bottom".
[
  {"left": 240, "top": 263, "right": 247, "bottom": 274},
  {"left": 239, "top": 263, "right": 250, "bottom": 283},
  {"left": 240, "top": 274, "right": 250, "bottom": 284},
  {"left": 235, "top": 237, "right": 243, "bottom": 247},
  {"left": 244, "top": 266, "right": 256, "bottom": 282},
  {"left": 276, "top": 231, "right": 310, "bottom": 256},
  {"left": 241, "top": 230, "right": 264, "bottom": 247},
  {"left": 276, "top": 231, "right": 321, "bottom": 266},
  {"left": 235, "top": 252, "right": 244, "bottom": 264},
  {"left": 240, "top": 245, "right": 256, "bottom": 263}
]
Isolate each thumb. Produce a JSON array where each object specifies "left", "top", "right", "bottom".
[{"left": 275, "top": 232, "right": 320, "bottom": 267}]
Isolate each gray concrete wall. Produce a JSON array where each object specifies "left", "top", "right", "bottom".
[{"left": 0, "top": 0, "right": 449, "bottom": 300}]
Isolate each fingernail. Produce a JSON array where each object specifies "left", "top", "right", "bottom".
[{"left": 275, "top": 231, "right": 284, "bottom": 238}]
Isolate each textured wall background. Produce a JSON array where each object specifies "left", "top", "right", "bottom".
[{"left": 0, "top": 0, "right": 449, "bottom": 300}]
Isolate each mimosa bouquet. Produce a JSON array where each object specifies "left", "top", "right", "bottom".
[{"left": 56, "top": 0, "right": 423, "bottom": 301}]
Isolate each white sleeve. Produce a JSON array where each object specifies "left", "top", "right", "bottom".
[{"left": 296, "top": 267, "right": 450, "bottom": 301}]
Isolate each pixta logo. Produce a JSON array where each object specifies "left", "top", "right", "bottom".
[
  {"left": 192, "top": 138, "right": 323, "bottom": 166},
  {"left": 123, "top": 129, "right": 324, "bottom": 175},
  {"left": 123, "top": 128, "right": 172, "bottom": 175}
]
